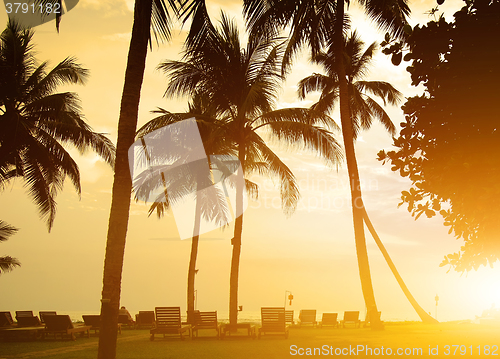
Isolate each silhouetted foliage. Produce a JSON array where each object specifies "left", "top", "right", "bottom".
[
  {"left": 0, "top": 220, "right": 20, "bottom": 275},
  {"left": 0, "top": 20, "right": 115, "bottom": 230},
  {"left": 378, "top": 0, "right": 500, "bottom": 272}
]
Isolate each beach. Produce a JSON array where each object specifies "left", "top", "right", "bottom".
[{"left": 2, "top": 321, "right": 500, "bottom": 358}]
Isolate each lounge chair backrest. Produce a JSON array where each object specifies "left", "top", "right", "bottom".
[
  {"left": 39, "top": 311, "right": 57, "bottom": 323},
  {"left": 17, "top": 316, "right": 42, "bottom": 327},
  {"left": 344, "top": 311, "right": 359, "bottom": 321},
  {"left": 261, "top": 307, "right": 286, "bottom": 330},
  {"left": 299, "top": 310, "right": 317, "bottom": 323},
  {"left": 15, "top": 310, "right": 34, "bottom": 320},
  {"left": 43, "top": 315, "right": 75, "bottom": 330},
  {"left": 285, "top": 310, "right": 294, "bottom": 325},
  {"left": 322, "top": 313, "right": 338, "bottom": 323},
  {"left": 0, "top": 312, "right": 14, "bottom": 327},
  {"left": 193, "top": 311, "right": 218, "bottom": 329},
  {"left": 82, "top": 315, "right": 101, "bottom": 328},
  {"left": 136, "top": 311, "right": 155, "bottom": 325},
  {"left": 155, "top": 307, "right": 181, "bottom": 328}
]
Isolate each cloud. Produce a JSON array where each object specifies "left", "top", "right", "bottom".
[
  {"left": 102, "top": 32, "right": 131, "bottom": 42},
  {"left": 79, "top": 0, "right": 131, "bottom": 14}
]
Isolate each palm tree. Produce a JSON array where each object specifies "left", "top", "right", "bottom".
[
  {"left": 299, "top": 31, "right": 437, "bottom": 324},
  {"left": 0, "top": 221, "right": 20, "bottom": 275},
  {"left": 135, "top": 94, "right": 244, "bottom": 323},
  {"left": 165, "top": 12, "right": 343, "bottom": 326},
  {"left": 244, "top": 0, "right": 410, "bottom": 329},
  {"left": 298, "top": 32, "right": 400, "bottom": 138},
  {"left": 96, "top": 1, "right": 208, "bottom": 356},
  {"left": 0, "top": 20, "right": 115, "bottom": 230}
]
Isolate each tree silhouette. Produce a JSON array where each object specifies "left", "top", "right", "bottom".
[
  {"left": 0, "top": 221, "right": 20, "bottom": 275},
  {"left": 173, "top": 11, "right": 343, "bottom": 326},
  {"left": 244, "top": 0, "right": 410, "bottom": 329},
  {"left": 379, "top": 0, "right": 500, "bottom": 272},
  {"left": 0, "top": 20, "right": 115, "bottom": 230},
  {"left": 135, "top": 93, "right": 250, "bottom": 323}
]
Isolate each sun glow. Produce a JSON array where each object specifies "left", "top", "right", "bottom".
[{"left": 462, "top": 269, "right": 500, "bottom": 316}]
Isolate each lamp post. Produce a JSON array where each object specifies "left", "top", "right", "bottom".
[
  {"left": 285, "top": 290, "right": 293, "bottom": 309},
  {"left": 435, "top": 294, "right": 439, "bottom": 320}
]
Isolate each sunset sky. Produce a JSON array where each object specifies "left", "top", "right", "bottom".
[{"left": 1, "top": 0, "right": 499, "bottom": 323}]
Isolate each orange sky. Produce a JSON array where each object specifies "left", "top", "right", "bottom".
[{"left": 1, "top": 0, "right": 499, "bottom": 323}]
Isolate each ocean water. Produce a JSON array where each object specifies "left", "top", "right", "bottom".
[
  {"left": 4, "top": 309, "right": 432, "bottom": 324},
  {"left": 3, "top": 310, "right": 263, "bottom": 323}
]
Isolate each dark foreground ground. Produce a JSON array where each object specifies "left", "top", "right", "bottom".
[{"left": 1, "top": 322, "right": 499, "bottom": 358}]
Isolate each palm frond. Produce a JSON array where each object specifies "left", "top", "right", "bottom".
[
  {"left": 362, "top": 96, "right": 396, "bottom": 135},
  {"left": 297, "top": 73, "right": 336, "bottom": 100},
  {"left": 0, "top": 256, "right": 21, "bottom": 274},
  {"left": 357, "top": 0, "right": 410, "bottom": 40},
  {"left": 0, "top": 221, "right": 18, "bottom": 242},
  {"left": 25, "top": 57, "right": 89, "bottom": 101},
  {"left": 247, "top": 132, "right": 299, "bottom": 216},
  {"left": 354, "top": 80, "right": 402, "bottom": 106},
  {"left": 0, "top": 20, "right": 114, "bottom": 230}
]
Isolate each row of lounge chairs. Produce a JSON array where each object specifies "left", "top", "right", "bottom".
[
  {"left": 1, "top": 308, "right": 367, "bottom": 342},
  {"left": 148, "top": 307, "right": 367, "bottom": 341},
  {"left": 297, "top": 310, "right": 363, "bottom": 328},
  {"left": 0, "top": 311, "right": 90, "bottom": 341}
]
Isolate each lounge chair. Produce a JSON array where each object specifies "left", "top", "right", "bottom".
[
  {"left": 43, "top": 315, "right": 91, "bottom": 340},
  {"left": 319, "top": 313, "right": 338, "bottom": 328},
  {"left": 15, "top": 311, "right": 34, "bottom": 320},
  {"left": 0, "top": 313, "right": 44, "bottom": 341},
  {"left": 258, "top": 307, "right": 289, "bottom": 339},
  {"left": 135, "top": 311, "right": 155, "bottom": 329},
  {"left": 298, "top": 310, "right": 317, "bottom": 327},
  {"left": 39, "top": 311, "right": 57, "bottom": 323},
  {"left": 192, "top": 311, "right": 220, "bottom": 339},
  {"left": 150, "top": 307, "right": 191, "bottom": 341},
  {"left": 16, "top": 311, "right": 42, "bottom": 327},
  {"left": 0, "top": 312, "right": 15, "bottom": 327},
  {"left": 341, "top": 311, "right": 361, "bottom": 328},
  {"left": 82, "top": 315, "right": 122, "bottom": 335},
  {"left": 285, "top": 310, "right": 294, "bottom": 326}
]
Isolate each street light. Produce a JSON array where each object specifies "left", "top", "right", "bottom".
[{"left": 285, "top": 290, "right": 293, "bottom": 308}]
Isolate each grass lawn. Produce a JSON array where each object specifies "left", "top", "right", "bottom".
[{"left": 1, "top": 322, "right": 500, "bottom": 358}]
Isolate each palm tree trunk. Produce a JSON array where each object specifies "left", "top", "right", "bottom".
[
  {"left": 229, "top": 138, "right": 246, "bottom": 327},
  {"left": 97, "top": 1, "right": 152, "bottom": 358},
  {"left": 334, "top": 0, "right": 383, "bottom": 330},
  {"left": 362, "top": 209, "right": 439, "bottom": 323},
  {"left": 187, "top": 191, "right": 202, "bottom": 323}
]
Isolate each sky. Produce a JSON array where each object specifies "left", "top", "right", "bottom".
[{"left": 1, "top": 0, "right": 500, "bottom": 323}]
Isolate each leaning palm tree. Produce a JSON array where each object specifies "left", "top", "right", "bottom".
[
  {"left": 167, "top": 12, "right": 343, "bottom": 326},
  {"left": 0, "top": 221, "right": 20, "bottom": 275},
  {"left": 0, "top": 20, "right": 115, "bottom": 230},
  {"left": 299, "top": 31, "right": 437, "bottom": 324},
  {"left": 244, "top": 0, "right": 411, "bottom": 329}
]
